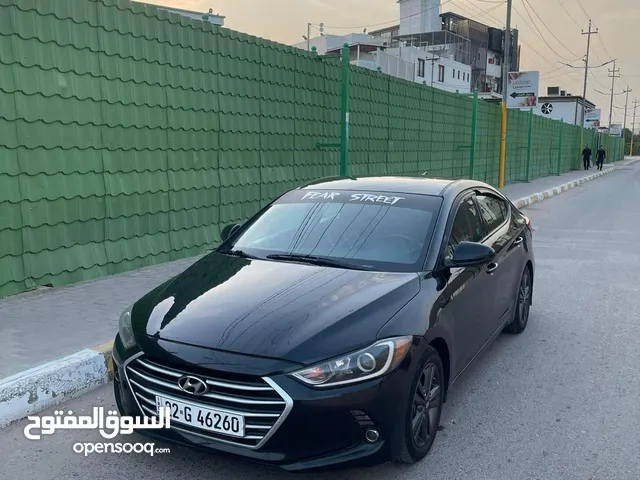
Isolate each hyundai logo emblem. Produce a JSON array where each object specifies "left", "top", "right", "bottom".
[{"left": 177, "top": 375, "right": 208, "bottom": 396}]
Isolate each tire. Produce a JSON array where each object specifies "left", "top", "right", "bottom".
[
  {"left": 505, "top": 266, "right": 532, "bottom": 334},
  {"left": 397, "top": 346, "right": 444, "bottom": 464}
]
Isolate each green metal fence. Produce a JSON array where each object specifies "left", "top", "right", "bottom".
[{"left": 0, "top": 0, "right": 625, "bottom": 297}]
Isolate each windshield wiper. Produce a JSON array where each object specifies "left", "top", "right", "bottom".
[
  {"left": 266, "top": 254, "right": 374, "bottom": 271},
  {"left": 219, "top": 249, "right": 261, "bottom": 260}
]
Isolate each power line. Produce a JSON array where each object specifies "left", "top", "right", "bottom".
[
  {"left": 472, "top": 2, "right": 505, "bottom": 21},
  {"left": 515, "top": 2, "right": 574, "bottom": 61},
  {"left": 456, "top": 0, "right": 557, "bottom": 69},
  {"left": 553, "top": 0, "right": 581, "bottom": 29},
  {"left": 574, "top": 0, "right": 590, "bottom": 19},
  {"left": 571, "top": 0, "right": 615, "bottom": 64},
  {"left": 521, "top": 0, "right": 579, "bottom": 58}
]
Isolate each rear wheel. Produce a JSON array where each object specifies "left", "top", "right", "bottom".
[
  {"left": 506, "top": 267, "right": 532, "bottom": 334},
  {"left": 397, "top": 346, "right": 444, "bottom": 464}
]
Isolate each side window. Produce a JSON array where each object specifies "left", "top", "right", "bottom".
[
  {"left": 476, "top": 194, "right": 507, "bottom": 234},
  {"left": 446, "top": 196, "right": 484, "bottom": 256}
]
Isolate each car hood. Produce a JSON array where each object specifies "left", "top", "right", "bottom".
[{"left": 132, "top": 252, "right": 421, "bottom": 365}]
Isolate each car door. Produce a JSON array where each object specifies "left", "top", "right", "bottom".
[
  {"left": 474, "top": 191, "right": 525, "bottom": 329},
  {"left": 442, "top": 193, "right": 500, "bottom": 373}
]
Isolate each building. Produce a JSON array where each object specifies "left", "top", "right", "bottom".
[
  {"left": 292, "top": 34, "right": 471, "bottom": 93},
  {"left": 535, "top": 87, "right": 596, "bottom": 126},
  {"left": 370, "top": 1, "right": 520, "bottom": 94},
  {"left": 131, "top": 2, "right": 225, "bottom": 25},
  {"left": 440, "top": 12, "right": 519, "bottom": 93}
]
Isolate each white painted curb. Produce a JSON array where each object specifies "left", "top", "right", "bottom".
[
  {"left": 0, "top": 166, "right": 619, "bottom": 429},
  {"left": 0, "top": 343, "right": 113, "bottom": 428},
  {"left": 512, "top": 168, "right": 614, "bottom": 210}
]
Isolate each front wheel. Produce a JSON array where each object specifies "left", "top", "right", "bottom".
[
  {"left": 505, "top": 267, "right": 532, "bottom": 334},
  {"left": 397, "top": 346, "right": 444, "bottom": 464}
]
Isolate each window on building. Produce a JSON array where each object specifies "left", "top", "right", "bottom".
[
  {"left": 438, "top": 65, "right": 445, "bottom": 83},
  {"left": 417, "top": 58, "right": 425, "bottom": 78},
  {"left": 453, "top": 68, "right": 456, "bottom": 78},
  {"left": 458, "top": 70, "right": 460, "bottom": 80}
]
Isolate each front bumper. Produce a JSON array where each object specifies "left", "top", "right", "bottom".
[{"left": 113, "top": 335, "right": 419, "bottom": 471}]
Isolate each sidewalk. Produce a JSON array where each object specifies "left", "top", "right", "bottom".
[{"left": 0, "top": 164, "right": 622, "bottom": 381}]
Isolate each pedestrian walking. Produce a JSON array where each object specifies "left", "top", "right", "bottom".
[
  {"left": 582, "top": 144, "right": 592, "bottom": 170},
  {"left": 596, "top": 145, "right": 606, "bottom": 171}
]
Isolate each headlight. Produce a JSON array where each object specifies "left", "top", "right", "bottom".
[
  {"left": 118, "top": 305, "right": 136, "bottom": 349},
  {"left": 291, "top": 336, "right": 413, "bottom": 387}
]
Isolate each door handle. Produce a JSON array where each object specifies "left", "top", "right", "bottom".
[
  {"left": 486, "top": 262, "right": 499, "bottom": 274},
  {"left": 514, "top": 237, "right": 524, "bottom": 246}
]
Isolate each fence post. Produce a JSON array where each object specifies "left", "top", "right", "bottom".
[
  {"left": 469, "top": 88, "right": 478, "bottom": 179},
  {"left": 525, "top": 108, "right": 533, "bottom": 182},
  {"left": 340, "top": 43, "right": 350, "bottom": 177},
  {"left": 556, "top": 119, "right": 564, "bottom": 175}
]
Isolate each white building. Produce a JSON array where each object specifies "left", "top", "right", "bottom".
[
  {"left": 535, "top": 88, "right": 596, "bottom": 126},
  {"left": 399, "top": 0, "right": 441, "bottom": 36},
  {"left": 293, "top": 34, "right": 471, "bottom": 93},
  {"left": 131, "top": 2, "right": 225, "bottom": 25},
  {"left": 370, "top": 1, "right": 520, "bottom": 95}
]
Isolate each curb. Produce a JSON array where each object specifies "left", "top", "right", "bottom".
[
  {"left": 512, "top": 168, "right": 614, "bottom": 210},
  {"left": 0, "top": 341, "right": 114, "bottom": 428},
  {"left": 0, "top": 167, "right": 617, "bottom": 428}
]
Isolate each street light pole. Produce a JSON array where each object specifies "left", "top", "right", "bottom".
[{"left": 307, "top": 23, "right": 311, "bottom": 51}]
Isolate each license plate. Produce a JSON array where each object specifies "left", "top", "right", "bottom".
[{"left": 155, "top": 395, "right": 245, "bottom": 438}]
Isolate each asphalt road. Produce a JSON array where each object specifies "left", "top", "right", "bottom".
[{"left": 2, "top": 162, "right": 640, "bottom": 480}]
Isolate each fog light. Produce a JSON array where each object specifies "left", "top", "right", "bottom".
[{"left": 364, "top": 429, "right": 380, "bottom": 443}]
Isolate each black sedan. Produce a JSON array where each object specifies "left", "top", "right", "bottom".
[{"left": 112, "top": 176, "right": 534, "bottom": 471}]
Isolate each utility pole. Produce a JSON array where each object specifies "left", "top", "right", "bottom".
[
  {"left": 500, "top": 0, "right": 513, "bottom": 99},
  {"left": 306, "top": 23, "right": 311, "bottom": 51},
  {"left": 608, "top": 62, "right": 621, "bottom": 130},
  {"left": 497, "top": 0, "right": 512, "bottom": 188},
  {"left": 579, "top": 20, "right": 597, "bottom": 166},
  {"left": 622, "top": 85, "right": 632, "bottom": 135},
  {"left": 606, "top": 63, "right": 621, "bottom": 157},
  {"left": 580, "top": 21, "right": 597, "bottom": 128},
  {"left": 631, "top": 99, "right": 639, "bottom": 156},
  {"left": 430, "top": 54, "right": 441, "bottom": 88}
]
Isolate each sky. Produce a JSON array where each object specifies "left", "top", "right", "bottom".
[{"left": 150, "top": 0, "right": 639, "bottom": 127}]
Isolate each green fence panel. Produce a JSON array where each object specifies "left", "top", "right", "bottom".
[{"left": 0, "top": 0, "right": 613, "bottom": 296}]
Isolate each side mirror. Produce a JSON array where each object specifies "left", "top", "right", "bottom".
[
  {"left": 445, "top": 241, "right": 495, "bottom": 268},
  {"left": 221, "top": 223, "right": 240, "bottom": 242}
]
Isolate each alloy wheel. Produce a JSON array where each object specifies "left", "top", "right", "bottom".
[
  {"left": 518, "top": 270, "right": 531, "bottom": 327},
  {"left": 411, "top": 363, "right": 441, "bottom": 448}
]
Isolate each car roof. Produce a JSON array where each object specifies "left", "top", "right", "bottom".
[{"left": 299, "top": 176, "right": 493, "bottom": 198}]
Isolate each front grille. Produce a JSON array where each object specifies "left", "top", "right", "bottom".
[{"left": 125, "top": 355, "right": 291, "bottom": 449}]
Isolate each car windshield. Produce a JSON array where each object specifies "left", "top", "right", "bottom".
[{"left": 224, "top": 189, "right": 443, "bottom": 272}]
